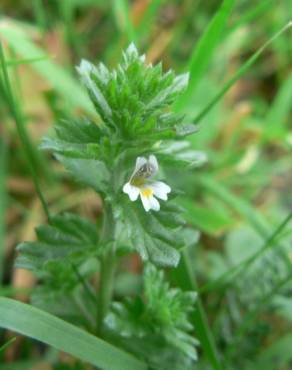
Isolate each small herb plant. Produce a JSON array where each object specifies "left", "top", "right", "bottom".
[{"left": 16, "top": 44, "right": 204, "bottom": 369}]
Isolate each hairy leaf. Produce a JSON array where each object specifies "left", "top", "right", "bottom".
[
  {"left": 118, "top": 201, "right": 185, "bottom": 267},
  {"left": 77, "top": 44, "right": 189, "bottom": 141},
  {"left": 105, "top": 264, "right": 198, "bottom": 369},
  {"left": 16, "top": 213, "right": 98, "bottom": 272}
]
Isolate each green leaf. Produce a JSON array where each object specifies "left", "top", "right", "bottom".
[
  {"left": 119, "top": 201, "right": 185, "bottom": 267},
  {"left": 159, "top": 141, "right": 207, "bottom": 168},
  {"left": 0, "top": 297, "right": 146, "bottom": 370},
  {"left": 112, "top": 0, "right": 136, "bottom": 43},
  {"left": 16, "top": 213, "right": 99, "bottom": 272},
  {"left": 175, "top": 0, "right": 235, "bottom": 111},
  {"left": 201, "top": 213, "right": 292, "bottom": 294},
  {"left": 0, "top": 43, "right": 50, "bottom": 220},
  {"left": 40, "top": 117, "right": 105, "bottom": 159},
  {"left": 15, "top": 211, "right": 101, "bottom": 325},
  {"left": 5, "top": 55, "right": 49, "bottom": 66},
  {"left": 144, "top": 264, "right": 197, "bottom": 335},
  {"left": 105, "top": 264, "right": 198, "bottom": 369},
  {"left": 263, "top": 73, "right": 292, "bottom": 140},
  {"left": 77, "top": 59, "right": 113, "bottom": 124},
  {"left": 193, "top": 22, "right": 292, "bottom": 123},
  {"left": 246, "top": 333, "right": 292, "bottom": 370},
  {"left": 179, "top": 197, "right": 233, "bottom": 234},
  {"left": 55, "top": 117, "right": 103, "bottom": 144},
  {"left": 77, "top": 44, "right": 188, "bottom": 140},
  {"left": 0, "top": 337, "right": 16, "bottom": 353},
  {"left": 0, "top": 137, "right": 8, "bottom": 281},
  {"left": 57, "top": 156, "right": 110, "bottom": 193},
  {"left": 175, "top": 123, "right": 199, "bottom": 137},
  {"left": 135, "top": 0, "right": 163, "bottom": 41}
]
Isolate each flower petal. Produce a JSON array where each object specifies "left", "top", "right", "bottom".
[
  {"left": 134, "top": 156, "right": 147, "bottom": 172},
  {"left": 151, "top": 181, "right": 171, "bottom": 201},
  {"left": 123, "top": 182, "right": 140, "bottom": 201},
  {"left": 140, "top": 193, "right": 151, "bottom": 212},
  {"left": 149, "top": 155, "right": 158, "bottom": 174},
  {"left": 149, "top": 196, "right": 160, "bottom": 211}
]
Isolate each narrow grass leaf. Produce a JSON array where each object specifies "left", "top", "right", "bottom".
[
  {"left": 175, "top": 0, "right": 235, "bottom": 111},
  {"left": 32, "top": 0, "right": 48, "bottom": 31},
  {"left": 193, "top": 22, "right": 292, "bottom": 123},
  {"left": 6, "top": 55, "right": 49, "bottom": 66},
  {"left": 136, "top": 0, "right": 163, "bottom": 40},
  {"left": 0, "top": 297, "right": 147, "bottom": 370},
  {"left": 201, "top": 213, "right": 292, "bottom": 293},
  {"left": 0, "top": 138, "right": 8, "bottom": 281},
  {"left": 113, "top": 0, "right": 136, "bottom": 43},
  {"left": 263, "top": 73, "right": 292, "bottom": 140},
  {"left": 0, "top": 337, "right": 16, "bottom": 352},
  {"left": 199, "top": 175, "right": 292, "bottom": 283},
  {"left": 0, "top": 43, "right": 50, "bottom": 220}
]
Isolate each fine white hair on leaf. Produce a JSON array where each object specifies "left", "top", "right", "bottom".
[{"left": 76, "top": 59, "right": 92, "bottom": 75}]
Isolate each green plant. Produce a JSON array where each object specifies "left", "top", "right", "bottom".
[{"left": 13, "top": 44, "right": 202, "bottom": 369}]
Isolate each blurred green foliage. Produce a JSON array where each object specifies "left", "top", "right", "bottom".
[{"left": 0, "top": 0, "right": 291, "bottom": 370}]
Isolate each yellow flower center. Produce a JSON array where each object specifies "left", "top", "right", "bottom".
[{"left": 141, "top": 188, "right": 153, "bottom": 198}]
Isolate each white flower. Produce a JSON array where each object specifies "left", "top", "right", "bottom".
[{"left": 123, "top": 155, "right": 171, "bottom": 212}]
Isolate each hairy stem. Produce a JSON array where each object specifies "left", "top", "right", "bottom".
[{"left": 96, "top": 202, "right": 116, "bottom": 336}]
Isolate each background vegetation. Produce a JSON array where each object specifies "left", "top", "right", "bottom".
[{"left": 0, "top": 0, "right": 291, "bottom": 369}]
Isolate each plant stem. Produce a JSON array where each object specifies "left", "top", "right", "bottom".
[{"left": 96, "top": 202, "right": 116, "bottom": 336}]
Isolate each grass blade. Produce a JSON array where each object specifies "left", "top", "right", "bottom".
[
  {"left": 175, "top": 0, "right": 235, "bottom": 111},
  {"left": 113, "top": 0, "right": 136, "bottom": 43},
  {"left": 0, "top": 137, "right": 8, "bottom": 281},
  {"left": 0, "top": 297, "right": 147, "bottom": 370},
  {"left": 5, "top": 54, "right": 48, "bottom": 66},
  {"left": 193, "top": 21, "right": 292, "bottom": 123},
  {"left": 0, "top": 337, "right": 16, "bottom": 352},
  {"left": 136, "top": 0, "right": 163, "bottom": 41},
  {"left": 201, "top": 212, "right": 292, "bottom": 293},
  {"left": 0, "top": 43, "right": 50, "bottom": 220},
  {"left": 263, "top": 73, "right": 292, "bottom": 140}
]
